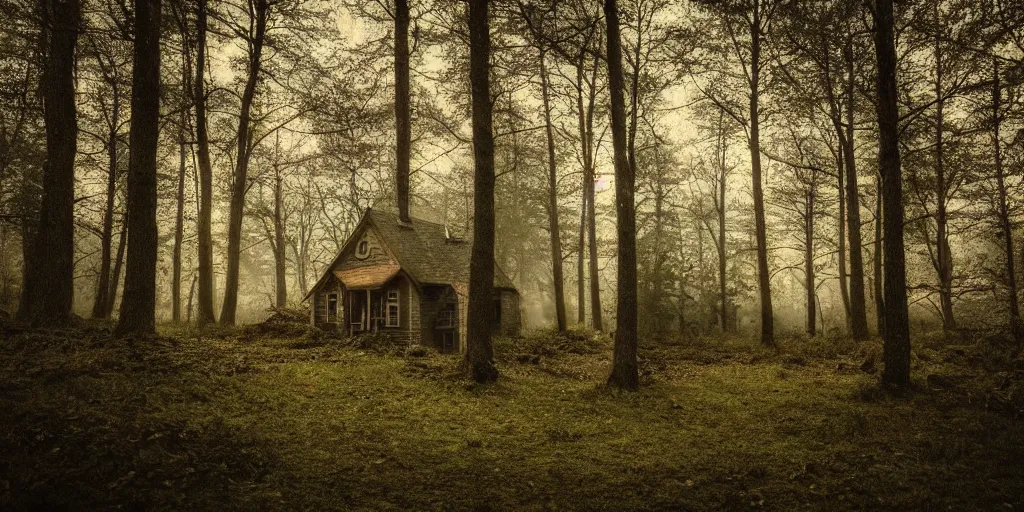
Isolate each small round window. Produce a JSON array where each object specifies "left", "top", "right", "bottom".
[{"left": 355, "top": 240, "right": 370, "bottom": 259}]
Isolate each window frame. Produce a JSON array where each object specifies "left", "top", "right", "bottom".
[
  {"left": 385, "top": 289, "right": 400, "bottom": 327},
  {"left": 326, "top": 292, "right": 338, "bottom": 323}
]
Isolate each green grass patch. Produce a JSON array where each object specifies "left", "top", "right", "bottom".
[{"left": 1, "top": 326, "right": 1022, "bottom": 510}]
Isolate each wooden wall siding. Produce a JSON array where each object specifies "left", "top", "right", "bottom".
[
  {"left": 418, "top": 285, "right": 452, "bottom": 349},
  {"left": 312, "top": 280, "right": 344, "bottom": 327},
  {"left": 409, "top": 285, "right": 421, "bottom": 339}
]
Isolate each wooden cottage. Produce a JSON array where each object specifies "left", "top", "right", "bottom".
[{"left": 304, "top": 208, "right": 521, "bottom": 353}]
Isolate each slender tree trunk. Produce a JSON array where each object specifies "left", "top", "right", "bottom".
[
  {"left": 539, "top": 49, "right": 567, "bottom": 332},
  {"left": 395, "top": 0, "right": 411, "bottom": 223},
  {"left": 465, "top": 0, "right": 498, "bottom": 383},
  {"left": 29, "top": 0, "right": 80, "bottom": 327},
  {"left": 992, "top": 58, "right": 1021, "bottom": 342},
  {"left": 844, "top": 39, "right": 869, "bottom": 340},
  {"left": 273, "top": 170, "right": 287, "bottom": 308},
  {"left": 717, "top": 112, "right": 728, "bottom": 332},
  {"left": 220, "top": 0, "right": 268, "bottom": 325},
  {"left": 194, "top": 0, "right": 216, "bottom": 324},
  {"left": 806, "top": 184, "right": 816, "bottom": 337},
  {"left": 605, "top": 0, "right": 639, "bottom": 391},
  {"left": 106, "top": 211, "right": 128, "bottom": 316},
  {"left": 92, "top": 94, "right": 120, "bottom": 318},
  {"left": 186, "top": 273, "right": 197, "bottom": 323},
  {"left": 837, "top": 149, "right": 850, "bottom": 324},
  {"left": 172, "top": 105, "right": 187, "bottom": 322},
  {"left": 574, "top": 57, "right": 589, "bottom": 326},
  {"left": 933, "top": 32, "right": 955, "bottom": 331},
  {"left": 577, "top": 181, "right": 587, "bottom": 325},
  {"left": 748, "top": 10, "right": 774, "bottom": 346},
  {"left": 16, "top": 158, "right": 40, "bottom": 321},
  {"left": 587, "top": 161, "right": 602, "bottom": 331},
  {"left": 873, "top": 172, "right": 885, "bottom": 336},
  {"left": 115, "top": 0, "right": 162, "bottom": 336},
  {"left": 873, "top": 0, "right": 910, "bottom": 386}
]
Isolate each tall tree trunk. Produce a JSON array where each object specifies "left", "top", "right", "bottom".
[
  {"left": 806, "top": 183, "right": 816, "bottom": 337},
  {"left": 587, "top": 160, "right": 602, "bottom": 331},
  {"left": 837, "top": 149, "right": 850, "bottom": 324},
  {"left": 220, "top": 0, "right": 268, "bottom": 325},
  {"left": 16, "top": 158, "right": 40, "bottom": 321},
  {"left": 395, "top": 0, "right": 411, "bottom": 223},
  {"left": 194, "top": 0, "right": 216, "bottom": 324},
  {"left": 873, "top": 172, "right": 885, "bottom": 336},
  {"left": 273, "top": 170, "right": 287, "bottom": 308},
  {"left": 717, "top": 112, "right": 728, "bottom": 332},
  {"left": 748, "top": 9, "right": 774, "bottom": 346},
  {"left": 115, "top": 0, "right": 162, "bottom": 336},
  {"left": 605, "top": 0, "right": 639, "bottom": 391},
  {"left": 464, "top": 0, "right": 498, "bottom": 383},
  {"left": 172, "top": 103, "right": 187, "bottom": 322},
  {"left": 29, "top": 0, "right": 80, "bottom": 326},
  {"left": 933, "top": 29, "right": 955, "bottom": 331},
  {"left": 539, "top": 49, "right": 567, "bottom": 332},
  {"left": 92, "top": 93, "right": 120, "bottom": 318},
  {"left": 577, "top": 181, "right": 587, "bottom": 325},
  {"left": 106, "top": 211, "right": 128, "bottom": 316},
  {"left": 992, "top": 58, "right": 1021, "bottom": 342},
  {"left": 872, "top": 0, "right": 910, "bottom": 386},
  {"left": 844, "top": 39, "right": 869, "bottom": 340}
]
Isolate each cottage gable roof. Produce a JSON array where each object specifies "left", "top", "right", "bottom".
[
  {"left": 304, "top": 208, "right": 517, "bottom": 301},
  {"left": 364, "top": 209, "right": 517, "bottom": 290}
]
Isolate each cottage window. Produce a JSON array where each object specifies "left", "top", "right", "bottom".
[
  {"left": 386, "top": 290, "right": 400, "bottom": 327},
  {"left": 327, "top": 293, "right": 338, "bottom": 323},
  {"left": 355, "top": 240, "right": 370, "bottom": 259}
]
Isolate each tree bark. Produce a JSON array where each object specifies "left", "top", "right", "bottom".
[
  {"left": 115, "top": 0, "right": 162, "bottom": 336},
  {"left": 605, "top": 0, "right": 639, "bottom": 391},
  {"left": 220, "top": 0, "right": 268, "bottom": 325},
  {"left": 587, "top": 160, "right": 602, "bottom": 331},
  {"left": 716, "top": 110, "right": 728, "bottom": 332},
  {"left": 29, "top": 0, "right": 80, "bottom": 327},
  {"left": 843, "top": 38, "right": 869, "bottom": 340},
  {"left": 273, "top": 170, "right": 287, "bottom": 308},
  {"left": 106, "top": 211, "right": 128, "bottom": 316},
  {"left": 805, "top": 183, "right": 816, "bottom": 337},
  {"left": 932, "top": 27, "right": 956, "bottom": 331},
  {"left": 194, "top": 0, "right": 216, "bottom": 325},
  {"left": 395, "top": 0, "right": 411, "bottom": 223},
  {"left": 539, "top": 49, "right": 567, "bottom": 332},
  {"left": 748, "top": 8, "right": 774, "bottom": 346},
  {"left": 577, "top": 180, "right": 587, "bottom": 325},
  {"left": 464, "top": 0, "right": 498, "bottom": 383},
  {"left": 872, "top": 0, "right": 910, "bottom": 386},
  {"left": 837, "top": 146, "right": 851, "bottom": 324},
  {"left": 92, "top": 89, "right": 120, "bottom": 319},
  {"left": 992, "top": 58, "right": 1021, "bottom": 342},
  {"left": 172, "top": 99, "right": 187, "bottom": 322},
  {"left": 873, "top": 172, "right": 885, "bottom": 336}
]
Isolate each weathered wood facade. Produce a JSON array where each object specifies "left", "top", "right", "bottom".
[{"left": 305, "top": 209, "right": 521, "bottom": 353}]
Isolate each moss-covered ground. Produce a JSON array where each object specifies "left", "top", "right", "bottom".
[{"left": 1, "top": 323, "right": 1022, "bottom": 511}]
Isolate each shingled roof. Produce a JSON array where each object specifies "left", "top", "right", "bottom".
[
  {"left": 364, "top": 209, "right": 517, "bottom": 290},
  {"left": 305, "top": 208, "right": 517, "bottom": 301}
]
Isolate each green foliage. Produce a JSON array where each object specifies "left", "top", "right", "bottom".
[{"left": 495, "top": 327, "right": 609, "bottom": 361}]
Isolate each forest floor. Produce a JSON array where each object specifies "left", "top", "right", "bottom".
[{"left": 1, "top": 321, "right": 1023, "bottom": 511}]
